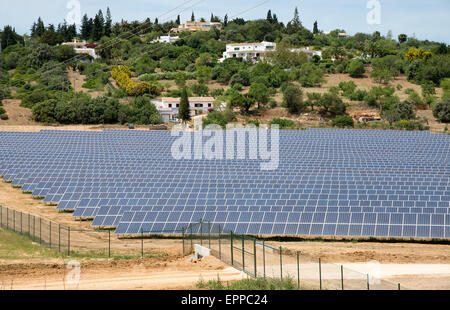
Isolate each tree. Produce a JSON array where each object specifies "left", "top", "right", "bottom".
[
  {"left": 283, "top": 85, "right": 305, "bottom": 114},
  {"left": 292, "top": 7, "right": 301, "bottom": 28},
  {"left": 81, "top": 15, "right": 92, "bottom": 40},
  {"left": 224, "top": 14, "right": 228, "bottom": 27},
  {"left": 92, "top": 10, "right": 105, "bottom": 41},
  {"left": 1, "top": 26, "right": 23, "bottom": 50},
  {"left": 319, "top": 92, "right": 346, "bottom": 115},
  {"left": 347, "top": 60, "right": 365, "bottom": 78},
  {"left": 384, "top": 101, "right": 415, "bottom": 123},
  {"left": 196, "top": 66, "right": 212, "bottom": 84},
  {"left": 266, "top": 10, "right": 273, "bottom": 23},
  {"left": 176, "top": 15, "right": 181, "bottom": 25},
  {"left": 191, "top": 11, "right": 195, "bottom": 22},
  {"left": 232, "top": 94, "right": 254, "bottom": 115},
  {"left": 313, "top": 21, "right": 319, "bottom": 35},
  {"left": 421, "top": 80, "right": 436, "bottom": 97},
  {"left": 398, "top": 34, "right": 407, "bottom": 44},
  {"left": 306, "top": 93, "right": 321, "bottom": 111},
  {"left": 179, "top": 87, "right": 191, "bottom": 123},
  {"left": 175, "top": 72, "right": 186, "bottom": 87},
  {"left": 248, "top": 82, "right": 270, "bottom": 110},
  {"left": 105, "top": 8, "right": 112, "bottom": 37},
  {"left": 432, "top": 98, "right": 450, "bottom": 122},
  {"left": 371, "top": 67, "right": 394, "bottom": 84}
]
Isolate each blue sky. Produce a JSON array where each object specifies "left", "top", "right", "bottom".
[{"left": 1, "top": 0, "right": 449, "bottom": 43}]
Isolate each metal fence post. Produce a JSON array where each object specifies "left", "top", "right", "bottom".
[
  {"left": 108, "top": 230, "right": 111, "bottom": 258},
  {"left": 20, "top": 211, "right": 23, "bottom": 234},
  {"left": 280, "top": 246, "right": 283, "bottom": 279},
  {"left": 28, "top": 213, "right": 30, "bottom": 237},
  {"left": 253, "top": 238, "right": 257, "bottom": 278},
  {"left": 230, "top": 231, "right": 234, "bottom": 266},
  {"left": 398, "top": 283, "right": 401, "bottom": 290},
  {"left": 13, "top": 210, "right": 15, "bottom": 231},
  {"left": 263, "top": 240, "right": 266, "bottom": 279},
  {"left": 39, "top": 218, "right": 42, "bottom": 245},
  {"left": 58, "top": 224, "right": 61, "bottom": 253},
  {"left": 208, "top": 222, "right": 211, "bottom": 249},
  {"left": 6, "top": 207, "right": 8, "bottom": 229},
  {"left": 182, "top": 228, "right": 185, "bottom": 257},
  {"left": 141, "top": 229, "right": 144, "bottom": 258},
  {"left": 190, "top": 225, "right": 193, "bottom": 252},
  {"left": 242, "top": 235, "right": 245, "bottom": 273},
  {"left": 68, "top": 227, "right": 71, "bottom": 256},
  {"left": 200, "top": 220, "right": 203, "bottom": 246},
  {"left": 367, "top": 274, "right": 370, "bottom": 290},
  {"left": 319, "top": 258, "right": 322, "bottom": 290},
  {"left": 341, "top": 265, "right": 344, "bottom": 290},
  {"left": 0, "top": 206, "right": 2, "bottom": 227},
  {"left": 49, "top": 221, "right": 52, "bottom": 249},
  {"left": 297, "top": 251, "right": 300, "bottom": 289},
  {"left": 218, "top": 225, "right": 222, "bottom": 260}
]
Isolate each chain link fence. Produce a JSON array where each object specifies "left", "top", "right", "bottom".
[
  {"left": 0, "top": 205, "right": 180, "bottom": 259},
  {"left": 183, "top": 220, "right": 404, "bottom": 290}
]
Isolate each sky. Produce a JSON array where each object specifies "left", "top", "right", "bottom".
[{"left": 1, "top": 0, "right": 449, "bottom": 43}]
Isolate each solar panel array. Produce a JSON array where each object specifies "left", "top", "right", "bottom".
[{"left": 0, "top": 128, "right": 449, "bottom": 239}]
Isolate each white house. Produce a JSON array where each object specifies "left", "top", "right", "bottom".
[
  {"left": 62, "top": 39, "right": 99, "bottom": 60},
  {"left": 151, "top": 97, "right": 217, "bottom": 123},
  {"left": 290, "top": 47, "right": 322, "bottom": 60},
  {"left": 219, "top": 41, "right": 277, "bottom": 63},
  {"left": 152, "top": 36, "right": 180, "bottom": 44}
]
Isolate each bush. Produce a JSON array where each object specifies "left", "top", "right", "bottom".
[
  {"left": 0, "top": 113, "right": 8, "bottom": 120},
  {"left": 384, "top": 101, "right": 415, "bottom": 123},
  {"left": 433, "top": 98, "right": 450, "bottom": 122},
  {"left": 112, "top": 65, "right": 161, "bottom": 96},
  {"left": 203, "top": 111, "right": 228, "bottom": 128},
  {"left": 270, "top": 118, "right": 295, "bottom": 129},
  {"left": 393, "top": 120, "right": 427, "bottom": 131},
  {"left": 331, "top": 115, "right": 354, "bottom": 128},
  {"left": 283, "top": 85, "right": 305, "bottom": 114},
  {"left": 347, "top": 60, "right": 365, "bottom": 77},
  {"left": 190, "top": 83, "right": 209, "bottom": 96},
  {"left": 338, "top": 81, "right": 357, "bottom": 97},
  {"left": 319, "top": 92, "right": 346, "bottom": 116},
  {"left": 349, "top": 89, "right": 368, "bottom": 101}
]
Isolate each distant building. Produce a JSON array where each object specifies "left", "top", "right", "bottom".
[
  {"left": 151, "top": 97, "right": 217, "bottom": 123},
  {"left": 323, "top": 31, "right": 351, "bottom": 38},
  {"left": 62, "top": 39, "right": 99, "bottom": 60},
  {"left": 152, "top": 35, "right": 180, "bottom": 44},
  {"left": 219, "top": 41, "right": 277, "bottom": 63},
  {"left": 290, "top": 47, "right": 322, "bottom": 60},
  {"left": 170, "top": 21, "right": 223, "bottom": 34}
]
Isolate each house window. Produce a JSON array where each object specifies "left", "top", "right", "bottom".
[
  {"left": 234, "top": 47, "right": 240, "bottom": 51},
  {"left": 168, "top": 104, "right": 172, "bottom": 108},
  {"left": 195, "top": 103, "right": 203, "bottom": 108},
  {"left": 176, "top": 104, "right": 180, "bottom": 108},
  {"left": 208, "top": 103, "right": 212, "bottom": 107}
]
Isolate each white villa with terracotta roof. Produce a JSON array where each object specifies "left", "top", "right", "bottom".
[{"left": 151, "top": 97, "right": 217, "bottom": 122}]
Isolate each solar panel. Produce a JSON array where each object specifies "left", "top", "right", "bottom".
[{"left": 0, "top": 129, "right": 449, "bottom": 239}]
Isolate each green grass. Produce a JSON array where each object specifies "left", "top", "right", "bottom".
[
  {"left": 197, "top": 276, "right": 299, "bottom": 290},
  {"left": 0, "top": 227, "right": 63, "bottom": 259},
  {"left": 0, "top": 228, "right": 167, "bottom": 260}
]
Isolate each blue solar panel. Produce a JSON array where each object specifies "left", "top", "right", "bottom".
[{"left": 0, "top": 129, "right": 449, "bottom": 238}]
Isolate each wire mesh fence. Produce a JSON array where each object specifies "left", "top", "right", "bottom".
[
  {"left": 183, "top": 220, "right": 405, "bottom": 290},
  {"left": 0, "top": 205, "right": 180, "bottom": 259}
]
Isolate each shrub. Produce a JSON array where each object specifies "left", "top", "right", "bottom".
[
  {"left": 319, "top": 92, "right": 346, "bottom": 116},
  {"left": 112, "top": 65, "right": 161, "bottom": 96},
  {"left": 393, "top": 120, "right": 427, "bottom": 131},
  {"left": 270, "top": 118, "right": 295, "bottom": 129},
  {"left": 384, "top": 101, "right": 415, "bottom": 123},
  {"left": 190, "top": 83, "right": 209, "bottom": 96},
  {"left": 349, "top": 89, "right": 368, "bottom": 101},
  {"left": 0, "top": 113, "right": 8, "bottom": 120},
  {"left": 432, "top": 98, "right": 450, "bottom": 122},
  {"left": 339, "top": 81, "right": 357, "bottom": 97},
  {"left": 331, "top": 115, "right": 354, "bottom": 128},
  {"left": 210, "top": 88, "right": 224, "bottom": 98},
  {"left": 421, "top": 81, "right": 436, "bottom": 97},
  {"left": 347, "top": 60, "right": 365, "bottom": 77},
  {"left": 283, "top": 85, "right": 305, "bottom": 114},
  {"left": 203, "top": 111, "right": 228, "bottom": 128}
]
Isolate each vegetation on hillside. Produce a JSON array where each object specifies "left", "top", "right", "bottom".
[{"left": 0, "top": 6, "right": 448, "bottom": 129}]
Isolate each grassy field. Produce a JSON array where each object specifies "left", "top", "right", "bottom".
[
  {"left": 197, "top": 276, "right": 299, "bottom": 290},
  {"left": 0, "top": 227, "right": 63, "bottom": 259}
]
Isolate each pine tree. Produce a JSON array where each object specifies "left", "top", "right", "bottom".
[
  {"left": 313, "top": 21, "right": 319, "bottom": 34},
  {"left": 176, "top": 15, "right": 181, "bottom": 25},
  {"left": 179, "top": 87, "right": 191, "bottom": 123},
  {"left": 292, "top": 7, "right": 302, "bottom": 28},
  {"left": 154, "top": 18, "right": 159, "bottom": 25},
  {"left": 191, "top": 11, "right": 195, "bottom": 22},
  {"left": 210, "top": 13, "right": 214, "bottom": 22},
  {"left": 224, "top": 14, "right": 228, "bottom": 27},
  {"left": 36, "top": 17, "right": 45, "bottom": 37},
  {"left": 273, "top": 14, "right": 278, "bottom": 24},
  {"left": 81, "top": 14, "right": 91, "bottom": 40},
  {"left": 266, "top": 10, "right": 273, "bottom": 23},
  {"left": 105, "top": 7, "right": 112, "bottom": 37},
  {"left": 92, "top": 10, "right": 105, "bottom": 41}
]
